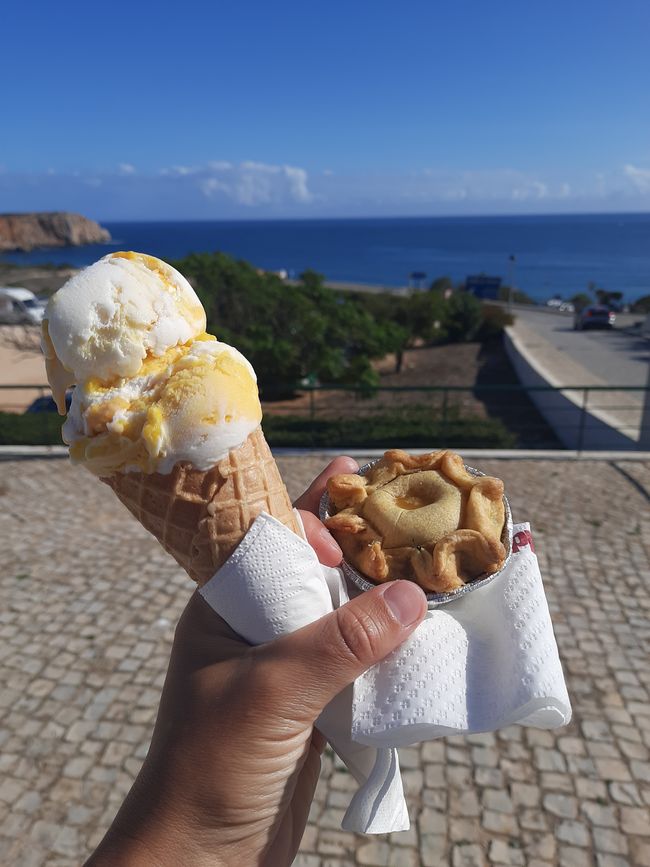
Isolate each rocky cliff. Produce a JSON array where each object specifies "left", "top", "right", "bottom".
[{"left": 0, "top": 212, "right": 111, "bottom": 252}]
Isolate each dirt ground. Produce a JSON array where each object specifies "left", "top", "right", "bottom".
[
  {"left": 0, "top": 326, "right": 48, "bottom": 412},
  {"left": 261, "top": 340, "right": 559, "bottom": 447}
]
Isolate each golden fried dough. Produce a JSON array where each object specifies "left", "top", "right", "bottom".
[{"left": 325, "top": 449, "right": 506, "bottom": 594}]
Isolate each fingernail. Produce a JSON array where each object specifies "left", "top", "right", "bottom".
[{"left": 382, "top": 581, "right": 426, "bottom": 626}]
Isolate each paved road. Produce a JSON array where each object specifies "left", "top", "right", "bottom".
[
  {"left": 513, "top": 309, "right": 649, "bottom": 388},
  {"left": 2, "top": 455, "right": 650, "bottom": 866}
]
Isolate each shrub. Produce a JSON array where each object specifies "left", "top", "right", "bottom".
[
  {"left": 263, "top": 408, "right": 515, "bottom": 449},
  {"left": 443, "top": 292, "right": 483, "bottom": 342},
  {"left": 476, "top": 305, "right": 514, "bottom": 343},
  {"left": 631, "top": 295, "right": 650, "bottom": 314},
  {"left": 0, "top": 411, "right": 64, "bottom": 445}
]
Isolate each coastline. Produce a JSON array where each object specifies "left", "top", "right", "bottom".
[{"left": 2, "top": 213, "right": 649, "bottom": 303}]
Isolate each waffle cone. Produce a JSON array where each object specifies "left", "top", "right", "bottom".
[{"left": 102, "top": 426, "right": 300, "bottom": 585}]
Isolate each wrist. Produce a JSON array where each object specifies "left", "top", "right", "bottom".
[{"left": 86, "top": 818, "right": 230, "bottom": 867}]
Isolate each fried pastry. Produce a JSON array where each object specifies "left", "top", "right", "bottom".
[{"left": 325, "top": 449, "right": 506, "bottom": 593}]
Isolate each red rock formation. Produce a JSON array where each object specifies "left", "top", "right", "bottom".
[{"left": 0, "top": 212, "right": 111, "bottom": 252}]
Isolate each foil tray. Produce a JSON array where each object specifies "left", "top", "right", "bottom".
[{"left": 319, "top": 459, "right": 513, "bottom": 609}]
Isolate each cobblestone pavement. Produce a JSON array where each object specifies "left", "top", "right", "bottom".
[{"left": 1, "top": 455, "right": 650, "bottom": 866}]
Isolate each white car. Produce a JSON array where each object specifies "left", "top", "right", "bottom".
[{"left": 0, "top": 287, "right": 46, "bottom": 325}]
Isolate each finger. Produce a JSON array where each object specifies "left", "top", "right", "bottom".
[
  {"left": 257, "top": 580, "right": 427, "bottom": 723},
  {"left": 293, "top": 456, "right": 359, "bottom": 515},
  {"left": 311, "top": 728, "right": 328, "bottom": 755},
  {"left": 298, "top": 509, "right": 342, "bottom": 567}
]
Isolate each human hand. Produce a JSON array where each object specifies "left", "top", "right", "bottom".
[{"left": 87, "top": 457, "right": 427, "bottom": 867}]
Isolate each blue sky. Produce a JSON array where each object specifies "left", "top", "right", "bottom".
[{"left": 2, "top": 0, "right": 649, "bottom": 220}]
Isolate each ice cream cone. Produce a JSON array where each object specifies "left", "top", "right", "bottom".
[{"left": 103, "top": 426, "right": 300, "bottom": 585}]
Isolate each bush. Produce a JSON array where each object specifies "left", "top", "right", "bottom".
[
  {"left": 631, "top": 295, "right": 650, "bottom": 314},
  {"left": 0, "top": 412, "right": 64, "bottom": 445},
  {"left": 498, "top": 285, "right": 535, "bottom": 305},
  {"left": 0, "top": 407, "right": 516, "bottom": 450},
  {"left": 263, "top": 408, "right": 515, "bottom": 449},
  {"left": 476, "top": 305, "right": 514, "bottom": 343},
  {"left": 443, "top": 292, "right": 483, "bottom": 342}
]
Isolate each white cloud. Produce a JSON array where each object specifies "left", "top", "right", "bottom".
[
  {"left": 511, "top": 180, "right": 548, "bottom": 200},
  {"left": 240, "top": 160, "right": 280, "bottom": 174},
  {"left": 283, "top": 165, "right": 312, "bottom": 202},
  {"left": 194, "top": 160, "right": 313, "bottom": 206},
  {"left": 200, "top": 177, "right": 231, "bottom": 197},
  {"left": 118, "top": 163, "right": 136, "bottom": 175},
  {"left": 160, "top": 165, "right": 196, "bottom": 176},
  {"left": 624, "top": 163, "right": 650, "bottom": 192}
]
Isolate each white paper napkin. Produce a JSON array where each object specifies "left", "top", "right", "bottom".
[{"left": 199, "top": 513, "right": 571, "bottom": 834}]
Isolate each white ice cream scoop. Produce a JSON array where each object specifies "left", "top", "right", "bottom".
[{"left": 42, "top": 251, "right": 206, "bottom": 410}]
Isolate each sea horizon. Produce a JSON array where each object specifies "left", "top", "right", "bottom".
[{"left": 3, "top": 211, "right": 649, "bottom": 303}]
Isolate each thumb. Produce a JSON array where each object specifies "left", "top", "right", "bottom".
[{"left": 258, "top": 581, "right": 427, "bottom": 723}]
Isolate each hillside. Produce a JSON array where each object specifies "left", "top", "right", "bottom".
[{"left": 0, "top": 212, "right": 110, "bottom": 252}]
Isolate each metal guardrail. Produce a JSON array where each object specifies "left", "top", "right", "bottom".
[{"left": 2, "top": 382, "right": 647, "bottom": 452}]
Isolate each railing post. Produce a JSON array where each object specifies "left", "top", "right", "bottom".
[
  {"left": 639, "top": 364, "right": 650, "bottom": 450},
  {"left": 577, "top": 387, "right": 589, "bottom": 453},
  {"left": 442, "top": 388, "right": 448, "bottom": 442},
  {"left": 309, "top": 388, "right": 315, "bottom": 423}
]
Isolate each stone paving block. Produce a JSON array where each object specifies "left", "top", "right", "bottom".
[
  {"left": 356, "top": 841, "right": 392, "bottom": 865},
  {"left": 488, "top": 839, "right": 525, "bottom": 865},
  {"left": 629, "top": 836, "right": 650, "bottom": 867},
  {"left": 609, "top": 781, "right": 644, "bottom": 806},
  {"left": 474, "top": 766, "right": 504, "bottom": 787},
  {"left": 417, "top": 807, "right": 447, "bottom": 835},
  {"left": 596, "top": 758, "right": 633, "bottom": 782},
  {"left": 451, "top": 842, "right": 486, "bottom": 866},
  {"left": 543, "top": 793, "right": 578, "bottom": 819},
  {"left": 556, "top": 820, "right": 591, "bottom": 847},
  {"left": 592, "top": 827, "right": 630, "bottom": 856},
  {"left": 423, "top": 763, "right": 445, "bottom": 787},
  {"left": 482, "top": 787, "right": 514, "bottom": 813},
  {"left": 482, "top": 809, "right": 519, "bottom": 835},
  {"left": 619, "top": 805, "right": 650, "bottom": 835},
  {"left": 448, "top": 817, "right": 480, "bottom": 844},
  {"left": 511, "top": 781, "right": 541, "bottom": 807},
  {"left": 522, "top": 831, "right": 556, "bottom": 860},
  {"left": 558, "top": 845, "right": 593, "bottom": 867},
  {"left": 419, "top": 833, "right": 448, "bottom": 867}
]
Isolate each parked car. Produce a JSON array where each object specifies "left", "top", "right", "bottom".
[
  {"left": 0, "top": 287, "right": 46, "bottom": 325},
  {"left": 573, "top": 305, "right": 615, "bottom": 331},
  {"left": 559, "top": 301, "right": 575, "bottom": 313},
  {"left": 25, "top": 392, "right": 73, "bottom": 413}
]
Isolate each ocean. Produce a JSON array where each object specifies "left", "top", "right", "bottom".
[{"left": 3, "top": 213, "right": 649, "bottom": 303}]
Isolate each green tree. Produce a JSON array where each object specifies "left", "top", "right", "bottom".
[
  {"left": 631, "top": 295, "right": 650, "bottom": 314},
  {"left": 443, "top": 292, "right": 482, "bottom": 342},
  {"left": 172, "top": 254, "right": 396, "bottom": 395},
  {"left": 570, "top": 292, "right": 592, "bottom": 312}
]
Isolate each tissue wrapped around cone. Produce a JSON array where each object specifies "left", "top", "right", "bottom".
[{"left": 103, "top": 426, "right": 300, "bottom": 586}]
